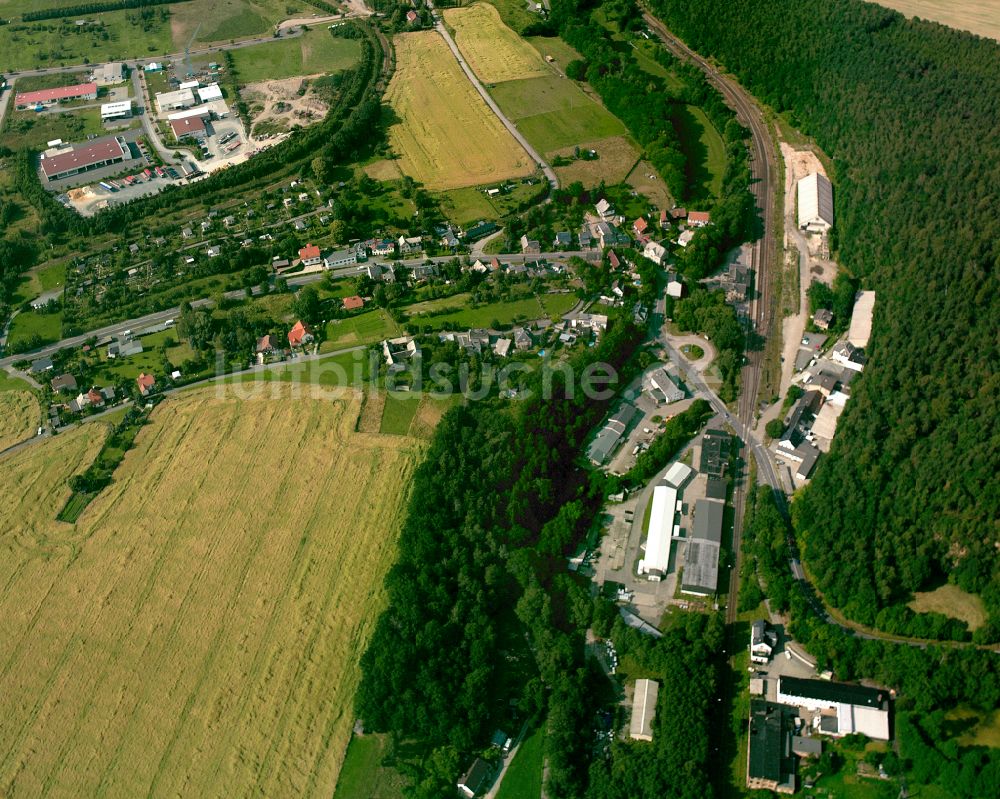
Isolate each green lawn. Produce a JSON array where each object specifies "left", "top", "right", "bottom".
[
  {"left": 526, "top": 36, "right": 582, "bottom": 68},
  {"left": 490, "top": 75, "right": 626, "bottom": 154},
  {"left": 0, "top": 9, "right": 174, "bottom": 71},
  {"left": 332, "top": 734, "right": 408, "bottom": 799},
  {"left": 321, "top": 309, "right": 402, "bottom": 353},
  {"left": 482, "top": 0, "right": 538, "bottom": 33},
  {"left": 7, "top": 309, "right": 62, "bottom": 349},
  {"left": 672, "top": 103, "right": 727, "bottom": 200},
  {"left": 496, "top": 724, "right": 545, "bottom": 799},
  {"left": 379, "top": 393, "right": 421, "bottom": 435},
  {"left": 0, "top": 370, "right": 33, "bottom": 392},
  {"left": 13, "top": 260, "right": 67, "bottom": 305},
  {"left": 435, "top": 182, "right": 541, "bottom": 226},
  {"left": 406, "top": 292, "right": 577, "bottom": 330},
  {"left": 2, "top": 106, "right": 116, "bottom": 151},
  {"left": 230, "top": 28, "right": 362, "bottom": 83}
]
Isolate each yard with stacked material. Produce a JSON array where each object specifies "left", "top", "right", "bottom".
[
  {"left": 0, "top": 390, "right": 40, "bottom": 452},
  {"left": 443, "top": 3, "right": 548, "bottom": 82},
  {"left": 0, "top": 387, "right": 425, "bottom": 798},
  {"left": 385, "top": 31, "right": 534, "bottom": 190}
]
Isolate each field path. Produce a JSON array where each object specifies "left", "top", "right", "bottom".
[{"left": 430, "top": 8, "right": 558, "bottom": 190}]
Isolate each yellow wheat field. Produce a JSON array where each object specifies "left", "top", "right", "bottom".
[
  {"left": 385, "top": 31, "right": 534, "bottom": 191},
  {"left": 0, "top": 387, "right": 424, "bottom": 798},
  {"left": 443, "top": 3, "right": 549, "bottom": 83},
  {"left": 0, "top": 390, "right": 40, "bottom": 452},
  {"left": 875, "top": 1, "right": 1000, "bottom": 41}
]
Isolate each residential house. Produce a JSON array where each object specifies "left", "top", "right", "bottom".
[
  {"left": 369, "top": 239, "right": 395, "bottom": 257},
  {"left": 86, "top": 387, "right": 105, "bottom": 407},
  {"left": 489, "top": 257, "right": 501, "bottom": 272},
  {"left": 293, "top": 219, "right": 307, "bottom": 232},
  {"left": 410, "top": 262, "right": 437, "bottom": 280},
  {"left": 108, "top": 335, "right": 143, "bottom": 359},
  {"left": 406, "top": 9, "right": 418, "bottom": 23},
  {"left": 670, "top": 206, "right": 688, "bottom": 221},
  {"left": 643, "top": 240, "right": 667, "bottom": 265},
  {"left": 659, "top": 208, "right": 671, "bottom": 229},
  {"left": 688, "top": 210, "right": 711, "bottom": 227},
  {"left": 725, "top": 264, "right": 751, "bottom": 302},
  {"left": 50, "top": 373, "right": 78, "bottom": 393},
  {"left": 287, "top": 320, "right": 313, "bottom": 348},
  {"left": 256, "top": 335, "right": 281, "bottom": 357},
  {"left": 578, "top": 227, "right": 594, "bottom": 249},
  {"left": 831, "top": 341, "right": 866, "bottom": 372},
  {"left": 750, "top": 620, "right": 778, "bottom": 664},
  {"left": 223, "top": 215, "right": 236, "bottom": 227},
  {"left": 382, "top": 336, "right": 421, "bottom": 366},
  {"left": 513, "top": 327, "right": 533, "bottom": 350},
  {"left": 323, "top": 249, "right": 357, "bottom": 270},
  {"left": 608, "top": 249, "right": 621, "bottom": 270},
  {"left": 677, "top": 229, "right": 695, "bottom": 247},
  {"left": 595, "top": 198, "right": 615, "bottom": 220},
  {"left": 494, "top": 338, "right": 513, "bottom": 357},
  {"left": 813, "top": 308, "right": 834, "bottom": 330},
  {"left": 398, "top": 235, "right": 423, "bottom": 255},
  {"left": 666, "top": 272, "right": 684, "bottom": 298},
  {"left": 594, "top": 221, "right": 627, "bottom": 249},
  {"left": 128, "top": 243, "right": 139, "bottom": 255},
  {"left": 101, "top": 386, "right": 116, "bottom": 404},
  {"left": 343, "top": 295, "right": 365, "bottom": 311},
  {"left": 136, "top": 372, "right": 156, "bottom": 396},
  {"left": 182, "top": 227, "right": 193, "bottom": 239},
  {"left": 206, "top": 245, "right": 221, "bottom": 258},
  {"left": 632, "top": 216, "right": 649, "bottom": 237},
  {"left": 271, "top": 258, "right": 292, "bottom": 272},
  {"left": 520, "top": 234, "right": 541, "bottom": 255},
  {"left": 440, "top": 227, "right": 459, "bottom": 249},
  {"left": 457, "top": 758, "right": 493, "bottom": 799},
  {"left": 554, "top": 231, "right": 572, "bottom": 248},
  {"left": 298, "top": 243, "right": 322, "bottom": 267},
  {"left": 570, "top": 313, "right": 609, "bottom": 333}
]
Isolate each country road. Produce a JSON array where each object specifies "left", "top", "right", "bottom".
[{"left": 430, "top": 5, "right": 559, "bottom": 191}]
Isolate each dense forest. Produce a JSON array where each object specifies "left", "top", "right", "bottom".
[{"left": 646, "top": 0, "right": 1000, "bottom": 639}]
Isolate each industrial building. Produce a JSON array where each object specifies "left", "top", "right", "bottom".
[
  {"left": 197, "top": 83, "right": 223, "bottom": 103},
  {"left": 699, "top": 429, "right": 731, "bottom": 476},
  {"left": 681, "top": 498, "right": 724, "bottom": 596},
  {"left": 587, "top": 403, "right": 637, "bottom": 465},
  {"left": 777, "top": 676, "right": 891, "bottom": 740},
  {"left": 640, "top": 484, "right": 679, "bottom": 580},
  {"left": 16, "top": 81, "right": 97, "bottom": 109},
  {"left": 797, "top": 172, "right": 834, "bottom": 232},
  {"left": 169, "top": 115, "right": 207, "bottom": 141},
  {"left": 155, "top": 87, "right": 196, "bottom": 114},
  {"left": 648, "top": 366, "right": 685, "bottom": 404},
  {"left": 747, "top": 700, "right": 797, "bottom": 793},
  {"left": 39, "top": 136, "right": 131, "bottom": 182},
  {"left": 100, "top": 100, "right": 133, "bottom": 121},
  {"left": 663, "top": 461, "right": 692, "bottom": 489},
  {"left": 96, "top": 62, "right": 125, "bottom": 85},
  {"left": 629, "top": 679, "right": 660, "bottom": 741},
  {"left": 847, "top": 290, "right": 876, "bottom": 348}
]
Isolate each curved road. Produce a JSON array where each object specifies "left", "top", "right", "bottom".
[{"left": 430, "top": 7, "right": 559, "bottom": 191}]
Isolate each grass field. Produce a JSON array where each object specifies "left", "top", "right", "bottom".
[
  {"left": 321, "top": 309, "right": 403, "bottom": 353},
  {"left": 436, "top": 181, "right": 543, "bottom": 226},
  {"left": 495, "top": 725, "right": 544, "bottom": 799},
  {"left": 385, "top": 31, "right": 534, "bottom": 191},
  {"left": 0, "top": 387, "right": 427, "bottom": 798},
  {"left": 526, "top": 35, "right": 582, "bottom": 69},
  {"left": 945, "top": 707, "right": 1000, "bottom": 749},
  {"left": 874, "top": 1, "right": 1000, "bottom": 41},
  {"left": 0, "top": 370, "right": 33, "bottom": 393},
  {"left": 490, "top": 75, "right": 626, "bottom": 155},
  {"left": 230, "top": 28, "right": 362, "bottom": 83},
  {"left": 379, "top": 393, "right": 421, "bottom": 435},
  {"left": 673, "top": 103, "right": 726, "bottom": 199},
  {"left": 626, "top": 158, "right": 674, "bottom": 210},
  {"left": 908, "top": 583, "right": 988, "bottom": 630},
  {"left": 168, "top": 0, "right": 312, "bottom": 48},
  {"left": 0, "top": 390, "right": 39, "bottom": 452},
  {"left": 6, "top": 308, "right": 62, "bottom": 349},
  {"left": 332, "top": 734, "right": 407, "bottom": 799},
  {"left": 13, "top": 260, "right": 67, "bottom": 305},
  {"left": 0, "top": 9, "right": 173, "bottom": 71},
  {"left": 2, "top": 106, "right": 121, "bottom": 152},
  {"left": 444, "top": 3, "right": 548, "bottom": 83},
  {"left": 406, "top": 291, "right": 577, "bottom": 330},
  {"left": 551, "top": 135, "right": 639, "bottom": 187}
]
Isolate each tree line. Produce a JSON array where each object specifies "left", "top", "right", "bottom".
[
  {"left": 647, "top": 0, "right": 1000, "bottom": 640},
  {"left": 22, "top": 0, "right": 187, "bottom": 22}
]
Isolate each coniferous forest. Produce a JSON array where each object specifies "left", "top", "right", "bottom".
[{"left": 649, "top": 0, "right": 1000, "bottom": 639}]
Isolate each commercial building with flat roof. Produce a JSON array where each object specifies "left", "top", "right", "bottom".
[
  {"left": 700, "top": 429, "right": 731, "bottom": 476},
  {"left": 16, "top": 82, "right": 97, "bottom": 108},
  {"left": 40, "top": 136, "right": 130, "bottom": 181},
  {"left": 747, "top": 700, "right": 797, "bottom": 793},
  {"left": 100, "top": 100, "right": 133, "bottom": 121},
  {"left": 664, "top": 461, "right": 692, "bottom": 488},
  {"left": 777, "top": 676, "right": 891, "bottom": 740},
  {"left": 682, "top": 497, "right": 725, "bottom": 596},
  {"left": 155, "top": 87, "right": 196, "bottom": 114},
  {"left": 641, "top": 484, "right": 678, "bottom": 580},
  {"left": 797, "top": 172, "right": 834, "bottom": 232},
  {"left": 197, "top": 83, "right": 223, "bottom": 103},
  {"left": 97, "top": 61, "right": 125, "bottom": 85},
  {"left": 691, "top": 498, "right": 724, "bottom": 544},
  {"left": 629, "top": 679, "right": 659, "bottom": 741}
]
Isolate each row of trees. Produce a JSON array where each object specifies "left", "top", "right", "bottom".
[
  {"left": 648, "top": 0, "right": 1000, "bottom": 639},
  {"left": 22, "top": 0, "right": 184, "bottom": 22}
]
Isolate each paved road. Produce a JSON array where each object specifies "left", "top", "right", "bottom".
[{"left": 430, "top": 5, "right": 559, "bottom": 191}]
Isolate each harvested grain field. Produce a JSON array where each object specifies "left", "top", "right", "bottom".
[
  {"left": 443, "top": 3, "right": 549, "bottom": 83},
  {"left": 874, "top": 1, "right": 1000, "bottom": 42},
  {"left": 0, "top": 390, "right": 39, "bottom": 452},
  {"left": 385, "top": 31, "right": 534, "bottom": 191},
  {"left": 0, "top": 387, "right": 426, "bottom": 799}
]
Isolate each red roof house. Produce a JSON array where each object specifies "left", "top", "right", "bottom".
[
  {"left": 256, "top": 334, "right": 280, "bottom": 354},
  {"left": 660, "top": 209, "right": 670, "bottom": 228},
  {"left": 688, "top": 210, "right": 712, "bottom": 227},
  {"left": 298, "top": 243, "right": 322, "bottom": 265},
  {"left": 608, "top": 250, "right": 621, "bottom": 270},
  {"left": 406, "top": 10, "right": 418, "bottom": 22},
  {"left": 343, "top": 295, "right": 365, "bottom": 311},
  {"left": 287, "top": 320, "right": 313, "bottom": 347},
  {"left": 137, "top": 373, "right": 156, "bottom": 396},
  {"left": 87, "top": 387, "right": 104, "bottom": 406},
  {"left": 670, "top": 207, "right": 688, "bottom": 220},
  {"left": 490, "top": 257, "right": 501, "bottom": 271},
  {"left": 632, "top": 217, "right": 648, "bottom": 236}
]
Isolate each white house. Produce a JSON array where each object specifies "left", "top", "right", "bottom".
[{"left": 643, "top": 240, "right": 667, "bottom": 265}]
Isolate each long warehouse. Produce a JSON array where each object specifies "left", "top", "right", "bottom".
[{"left": 640, "top": 484, "right": 679, "bottom": 581}]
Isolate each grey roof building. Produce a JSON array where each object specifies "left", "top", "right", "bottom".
[{"left": 587, "top": 403, "right": 638, "bottom": 465}]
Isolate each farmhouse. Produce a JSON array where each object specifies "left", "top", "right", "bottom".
[
  {"left": 169, "top": 115, "right": 207, "bottom": 142},
  {"left": 298, "top": 243, "right": 322, "bottom": 267},
  {"left": 457, "top": 758, "right": 493, "bottom": 798},
  {"left": 747, "top": 700, "right": 797, "bottom": 793},
  {"left": 100, "top": 100, "right": 133, "bottom": 121},
  {"left": 155, "top": 88, "right": 196, "bottom": 114},
  {"left": 776, "top": 676, "right": 891, "bottom": 740},
  {"left": 520, "top": 235, "right": 541, "bottom": 255},
  {"left": 847, "top": 290, "right": 875, "bottom": 348},
  {"left": 40, "top": 136, "right": 131, "bottom": 182},
  {"left": 16, "top": 81, "right": 97, "bottom": 109},
  {"left": 587, "top": 403, "right": 637, "bottom": 465},
  {"left": 640, "top": 483, "right": 679, "bottom": 580},
  {"left": 287, "top": 320, "right": 314, "bottom": 347},
  {"left": 629, "top": 679, "right": 660, "bottom": 741},
  {"left": 256, "top": 335, "right": 281, "bottom": 357},
  {"left": 797, "top": 172, "right": 834, "bottom": 232},
  {"left": 136, "top": 373, "right": 156, "bottom": 396}
]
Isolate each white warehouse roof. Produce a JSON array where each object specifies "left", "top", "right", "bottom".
[
  {"left": 797, "top": 172, "right": 834, "bottom": 231},
  {"left": 629, "top": 679, "right": 659, "bottom": 741},
  {"left": 664, "top": 461, "right": 693, "bottom": 488},
  {"left": 643, "top": 484, "right": 678, "bottom": 578},
  {"left": 179, "top": 79, "right": 200, "bottom": 90},
  {"left": 197, "top": 83, "right": 223, "bottom": 103},
  {"left": 155, "top": 87, "right": 195, "bottom": 112},
  {"left": 100, "top": 100, "right": 132, "bottom": 117},
  {"left": 847, "top": 290, "right": 875, "bottom": 347}
]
